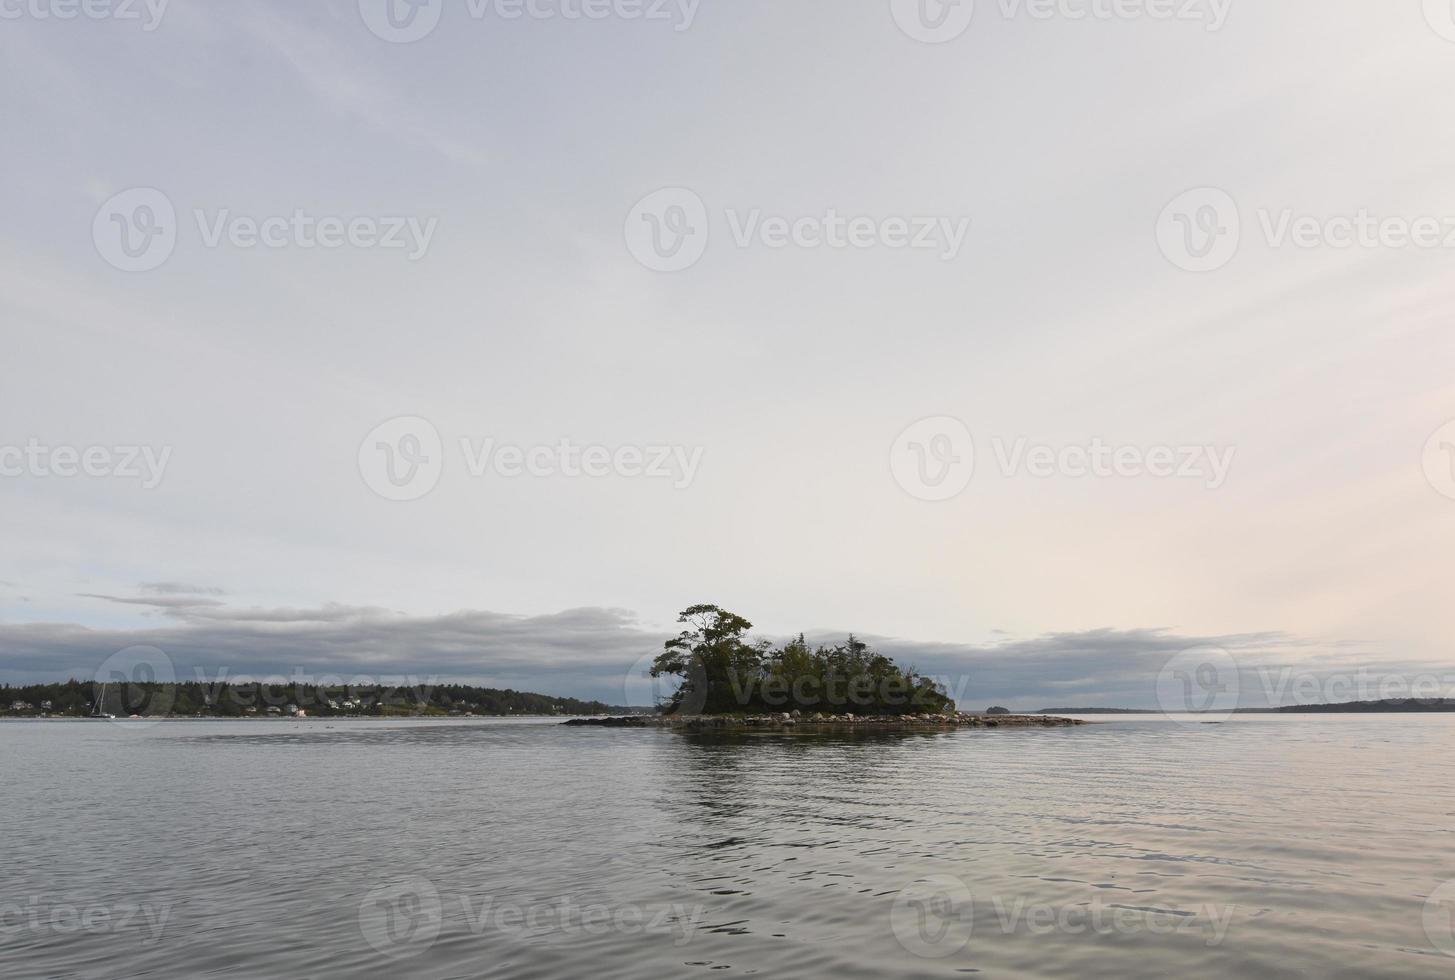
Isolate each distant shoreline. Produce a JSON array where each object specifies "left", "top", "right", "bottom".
[
  {"left": 0, "top": 713, "right": 588, "bottom": 723},
  {"left": 565, "top": 712, "right": 1085, "bottom": 731},
  {"left": 1039, "top": 700, "right": 1455, "bottom": 714}
]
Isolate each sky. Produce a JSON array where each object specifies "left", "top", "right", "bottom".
[{"left": 3, "top": 0, "right": 1455, "bottom": 709}]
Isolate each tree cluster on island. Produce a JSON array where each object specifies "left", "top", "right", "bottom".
[{"left": 649, "top": 604, "right": 954, "bottom": 716}]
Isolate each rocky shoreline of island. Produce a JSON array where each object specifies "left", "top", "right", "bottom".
[{"left": 564, "top": 711, "right": 1085, "bottom": 731}]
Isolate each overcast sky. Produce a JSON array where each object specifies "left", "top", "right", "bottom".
[{"left": 4, "top": 0, "right": 1455, "bottom": 707}]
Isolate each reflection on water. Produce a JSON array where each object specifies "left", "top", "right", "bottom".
[{"left": 2, "top": 715, "right": 1454, "bottom": 978}]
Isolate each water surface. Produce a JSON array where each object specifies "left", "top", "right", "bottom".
[{"left": 3, "top": 715, "right": 1454, "bottom": 978}]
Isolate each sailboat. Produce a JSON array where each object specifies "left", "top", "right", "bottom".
[{"left": 90, "top": 682, "right": 116, "bottom": 719}]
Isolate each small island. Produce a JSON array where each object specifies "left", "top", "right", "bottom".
[{"left": 566, "top": 605, "right": 1082, "bottom": 732}]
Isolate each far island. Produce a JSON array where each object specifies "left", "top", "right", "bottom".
[{"left": 566, "top": 604, "right": 1083, "bottom": 732}]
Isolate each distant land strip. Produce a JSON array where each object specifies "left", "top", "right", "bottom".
[
  {"left": 1037, "top": 700, "right": 1455, "bottom": 714},
  {"left": 1, "top": 680, "right": 630, "bottom": 718}
]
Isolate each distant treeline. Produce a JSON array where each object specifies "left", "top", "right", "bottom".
[
  {"left": 1034, "top": 702, "right": 1455, "bottom": 714},
  {"left": 1, "top": 679, "right": 622, "bottom": 718},
  {"left": 1275, "top": 699, "right": 1455, "bottom": 713}
]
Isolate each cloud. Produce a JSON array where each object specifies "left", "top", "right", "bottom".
[
  {"left": 855, "top": 628, "right": 1293, "bottom": 709},
  {"left": 0, "top": 600, "right": 1434, "bottom": 710},
  {"left": 75, "top": 593, "right": 227, "bottom": 611},
  {"left": 0, "top": 603, "right": 654, "bottom": 697},
  {"left": 140, "top": 582, "right": 227, "bottom": 597}
]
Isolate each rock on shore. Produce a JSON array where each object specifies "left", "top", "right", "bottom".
[{"left": 563, "top": 712, "right": 1083, "bottom": 730}]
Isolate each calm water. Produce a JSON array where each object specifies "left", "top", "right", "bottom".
[{"left": 3, "top": 715, "right": 1455, "bottom": 978}]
